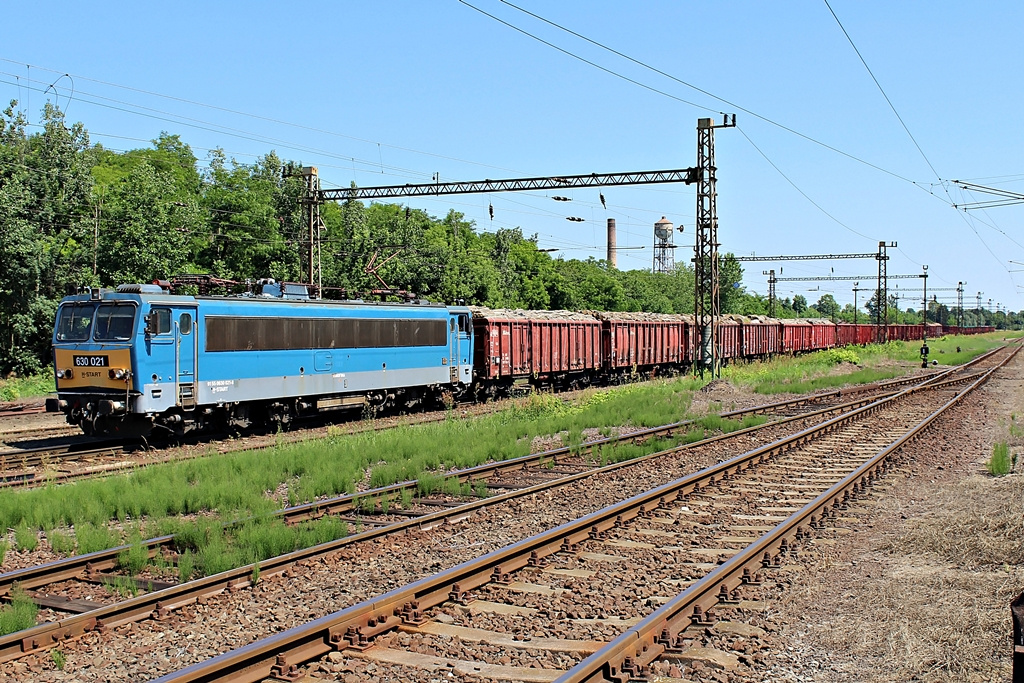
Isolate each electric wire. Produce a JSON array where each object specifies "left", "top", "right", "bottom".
[{"left": 488, "top": 0, "right": 920, "bottom": 187}]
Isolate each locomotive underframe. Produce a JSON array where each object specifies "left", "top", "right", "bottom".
[{"left": 54, "top": 380, "right": 468, "bottom": 439}]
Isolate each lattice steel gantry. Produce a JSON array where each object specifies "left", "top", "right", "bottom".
[{"left": 694, "top": 115, "right": 735, "bottom": 378}]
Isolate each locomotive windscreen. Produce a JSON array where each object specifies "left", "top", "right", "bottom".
[{"left": 204, "top": 316, "right": 448, "bottom": 352}]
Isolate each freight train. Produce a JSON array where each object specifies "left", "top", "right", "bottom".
[{"left": 46, "top": 281, "right": 994, "bottom": 438}]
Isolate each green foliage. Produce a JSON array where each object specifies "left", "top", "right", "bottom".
[
  {"left": 48, "top": 529, "right": 76, "bottom": 556},
  {"left": 107, "top": 575, "right": 139, "bottom": 599},
  {"left": 0, "top": 586, "right": 38, "bottom": 636},
  {"left": 117, "top": 534, "right": 151, "bottom": 575},
  {"left": 987, "top": 442, "right": 1012, "bottom": 477},
  {"left": 177, "top": 551, "right": 195, "bottom": 583},
  {"left": 13, "top": 523, "right": 37, "bottom": 552},
  {"left": 0, "top": 373, "right": 54, "bottom": 401},
  {"left": 75, "top": 523, "right": 119, "bottom": 555},
  {"left": 824, "top": 347, "right": 861, "bottom": 365},
  {"left": 52, "top": 649, "right": 66, "bottom": 670}
]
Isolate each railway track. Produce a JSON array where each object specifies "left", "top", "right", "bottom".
[
  {"left": 0, "top": 404, "right": 45, "bottom": 420},
  {"left": 146, "top": 342, "right": 1016, "bottom": 683},
  {"left": 0, "top": 348, "right": 1008, "bottom": 679}
]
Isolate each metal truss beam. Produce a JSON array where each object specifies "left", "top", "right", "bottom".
[
  {"left": 317, "top": 168, "right": 699, "bottom": 201},
  {"left": 772, "top": 274, "right": 925, "bottom": 282},
  {"left": 729, "top": 253, "right": 877, "bottom": 262}
]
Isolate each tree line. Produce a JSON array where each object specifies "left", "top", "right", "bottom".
[{"left": 0, "top": 103, "right": 1012, "bottom": 377}]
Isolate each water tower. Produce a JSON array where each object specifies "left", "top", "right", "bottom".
[{"left": 653, "top": 216, "right": 676, "bottom": 274}]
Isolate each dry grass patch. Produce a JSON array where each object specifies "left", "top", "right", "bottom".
[
  {"left": 770, "top": 473, "right": 1023, "bottom": 682},
  {"left": 887, "top": 474, "right": 1024, "bottom": 568}
]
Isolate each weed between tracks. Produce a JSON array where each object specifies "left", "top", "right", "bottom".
[{"left": 0, "top": 587, "right": 37, "bottom": 635}]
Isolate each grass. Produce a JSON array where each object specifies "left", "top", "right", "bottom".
[
  {"left": 986, "top": 442, "right": 1012, "bottom": 477},
  {"left": 0, "top": 373, "right": 54, "bottom": 402},
  {"left": 13, "top": 523, "right": 37, "bottom": 552},
  {"left": 0, "top": 376, "right": 708, "bottom": 580},
  {"left": 0, "top": 587, "right": 38, "bottom": 636},
  {"left": 724, "top": 333, "right": 1012, "bottom": 394}
]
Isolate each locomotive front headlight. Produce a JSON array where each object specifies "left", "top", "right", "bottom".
[
  {"left": 56, "top": 368, "right": 73, "bottom": 380},
  {"left": 108, "top": 368, "right": 129, "bottom": 380}
]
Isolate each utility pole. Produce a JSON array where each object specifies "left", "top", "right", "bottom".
[
  {"left": 921, "top": 265, "right": 929, "bottom": 337},
  {"left": 763, "top": 269, "right": 776, "bottom": 316},
  {"left": 957, "top": 282, "right": 964, "bottom": 327},
  {"left": 694, "top": 114, "right": 735, "bottom": 378},
  {"left": 876, "top": 241, "right": 896, "bottom": 342},
  {"left": 852, "top": 282, "right": 862, "bottom": 324},
  {"left": 976, "top": 292, "right": 983, "bottom": 327}
]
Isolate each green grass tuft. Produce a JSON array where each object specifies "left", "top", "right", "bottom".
[
  {"left": 987, "top": 442, "right": 1012, "bottom": 477},
  {"left": 13, "top": 523, "right": 37, "bottom": 552},
  {"left": 0, "top": 587, "right": 38, "bottom": 636}
]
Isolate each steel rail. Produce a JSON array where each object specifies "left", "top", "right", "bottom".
[
  {"left": 151, "top": 351, "right": 1005, "bottom": 683},
  {"left": 0, "top": 404, "right": 45, "bottom": 419},
  {"left": 0, "top": 380, "right": 932, "bottom": 663},
  {"left": 557, "top": 342, "right": 1019, "bottom": 682}
]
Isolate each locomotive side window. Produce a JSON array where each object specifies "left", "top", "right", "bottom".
[
  {"left": 147, "top": 308, "right": 172, "bottom": 336},
  {"left": 206, "top": 317, "right": 446, "bottom": 351},
  {"left": 458, "top": 314, "right": 470, "bottom": 333},
  {"left": 94, "top": 304, "right": 137, "bottom": 341},
  {"left": 179, "top": 313, "right": 193, "bottom": 335},
  {"left": 56, "top": 303, "right": 95, "bottom": 342}
]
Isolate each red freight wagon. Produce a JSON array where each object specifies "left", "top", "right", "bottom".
[
  {"left": 718, "top": 316, "right": 742, "bottom": 360},
  {"left": 809, "top": 319, "right": 837, "bottom": 350},
  {"left": 837, "top": 324, "right": 874, "bottom": 346},
  {"left": 782, "top": 319, "right": 814, "bottom": 353},
  {"left": 594, "top": 312, "right": 690, "bottom": 372},
  {"left": 741, "top": 315, "right": 782, "bottom": 358},
  {"left": 470, "top": 308, "right": 602, "bottom": 390}
]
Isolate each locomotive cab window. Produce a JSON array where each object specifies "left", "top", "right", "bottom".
[
  {"left": 146, "top": 308, "right": 172, "bottom": 336},
  {"left": 56, "top": 303, "right": 95, "bottom": 342},
  {"left": 457, "top": 314, "right": 470, "bottom": 334},
  {"left": 179, "top": 313, "right": 192, "bottom": 335},
  {"left": 94, "top": 303, "right": 137, "bottom": 341}
]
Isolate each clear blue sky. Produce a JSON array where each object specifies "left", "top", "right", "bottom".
[{"left": 3, "top": 1, "right": 1022, "bottom": 313}]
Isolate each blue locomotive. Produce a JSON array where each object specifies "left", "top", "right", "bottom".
[{"left": 47, "top": 282, "right": 474, "bottom": 437}]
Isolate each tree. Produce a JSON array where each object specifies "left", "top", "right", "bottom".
[
  {"left": 97, "top": 159, "right": 203, "bottom": 285},
  {"left": 0, "top": 102, "right": 94, "bottom": 374},
  {"left": 719, "top": 254, "right": 746, "bottom": 314},
  {"left": 792, "top": 294, "right": 808, "bottom": 315},
  {"left": 201, "top": 151, "right": 300, "bottom": 282},
  {"left": 814, "top": 294, "right": 839, "bottom": 319}
]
